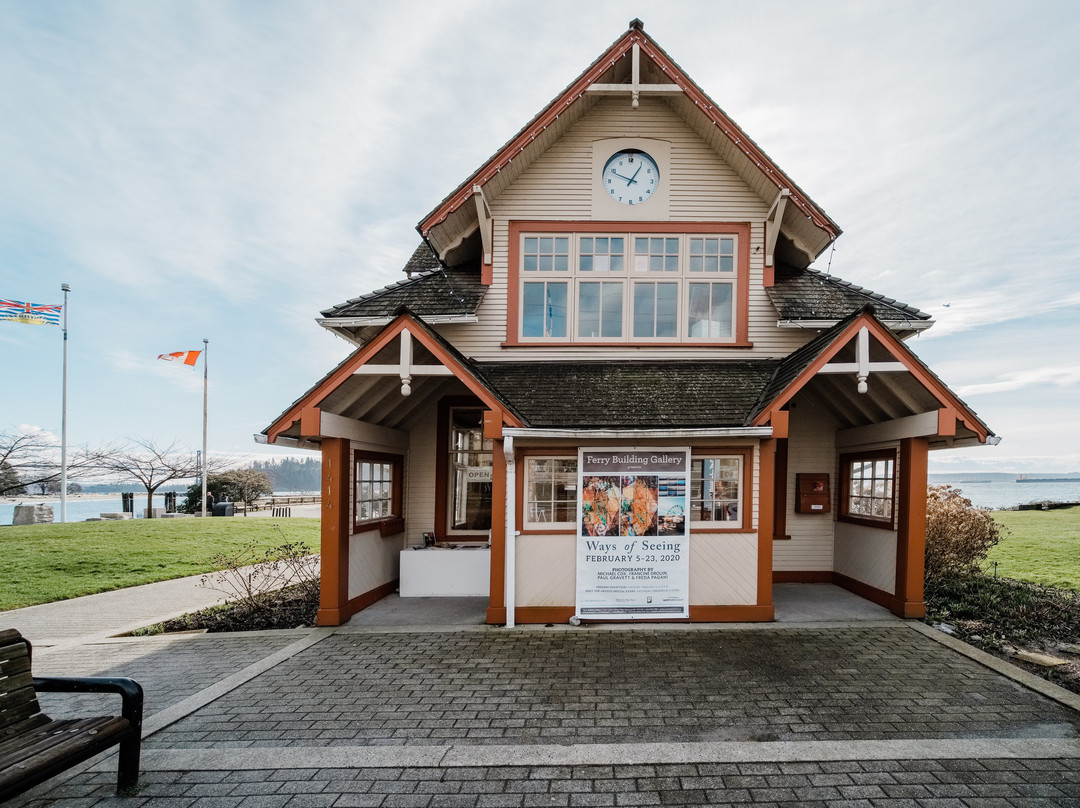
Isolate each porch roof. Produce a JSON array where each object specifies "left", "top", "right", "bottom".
[{"left": 476, "top": 361, "right": 779, "bottom": 429}]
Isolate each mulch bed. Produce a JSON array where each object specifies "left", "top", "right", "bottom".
[{"left": 925, "top": 574, "right": 1080, "bottom": 695}]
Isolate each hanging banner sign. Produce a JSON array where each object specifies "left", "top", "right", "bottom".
[{"left": 575, "top": 447, "right": 690, "bottom": 620}]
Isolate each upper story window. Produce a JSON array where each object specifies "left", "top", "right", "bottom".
[{"left": 512, "top": 225, "right": 747, "bottom": 345}]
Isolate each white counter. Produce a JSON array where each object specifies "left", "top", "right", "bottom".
[{"left": 399, "top": 547, "right": 491, "bottom": 597}]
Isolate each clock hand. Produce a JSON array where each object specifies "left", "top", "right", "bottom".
[
  {"left": 629, "top": 164, "right": 643, "bottom": 184},
  {"left": 609, "top": 170, "right": 637, "bottom": 184}
]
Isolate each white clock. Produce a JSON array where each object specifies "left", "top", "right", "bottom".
[{"left": 602, "top": 149, "right": 659, "bottom": 205}]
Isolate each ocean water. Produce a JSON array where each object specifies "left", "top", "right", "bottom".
[
  {"left": 929, "top": 480, "right": 1080, "bottom": 510},
  {"left": 1, "top": 495, "right": 168, "bottom": 525}
]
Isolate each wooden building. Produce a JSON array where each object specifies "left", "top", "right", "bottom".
[{"left": 262, "top": 21, "right": 995, "bottom": 627}]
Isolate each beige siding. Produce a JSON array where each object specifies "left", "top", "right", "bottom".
[
  {"left": 348, "top": 529, "right": 399, "bottom": 600},
  {"left": 438, "top": 96, "right": 811, "bottom": 361},
  {"left": 516, "top": 534, "right": 576, "bottom": 607},
  {"left": 689, "top": 533, "right": 757, "bottom": 605},
  {"left": 402, "top": 411, "right": 437, "bottom": 548},
  {"left": 514, "top": 533, "right": 757, "bottom": 608},
  {"left": 775, "top": 403, "right": 839, "bottom": 572},
  {"left": 834, "top": 522, "right": 896, "bottom": 594}
]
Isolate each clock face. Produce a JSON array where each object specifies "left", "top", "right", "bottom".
[{"left": 603, "top": 150, "right": 659, "bottom": 205}]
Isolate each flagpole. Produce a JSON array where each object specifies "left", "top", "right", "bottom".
[
  {"left": 201, "top": 338, "right": 208, "bottom": 519},
  {"left": 60, "top": 283, "right": 70, "bottom": 523}
]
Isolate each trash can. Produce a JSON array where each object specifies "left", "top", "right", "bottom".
[
  {"left": 122, "top": 492, "right": 134, "bottom": 513},
  {"left": 212, "top": 502, "right": 235, "bottom": 517},
  {"left": 164, "top": 492, "right": 177, "bottom": 513}
]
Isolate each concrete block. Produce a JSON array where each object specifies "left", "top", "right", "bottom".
[{"left": 12, "top": 503, "right": 54, "bottom": 525}]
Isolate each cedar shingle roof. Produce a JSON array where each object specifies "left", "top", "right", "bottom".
[
  {"left": 476, "top": 361, "right": 779, "bottom": 429},
  {"left": 321, "top": 246, "right": 485, "bottom": 320},
  {"left": 768, "top": 264, "right": 931, "bottom": 325}
]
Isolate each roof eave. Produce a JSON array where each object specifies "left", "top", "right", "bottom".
[{"left": 776, "top": 318, "right": 935, "bottom": 332}]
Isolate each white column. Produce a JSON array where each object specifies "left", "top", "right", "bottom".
[{"left": 504, "top": 435, "right": 516, "bottom": 628}]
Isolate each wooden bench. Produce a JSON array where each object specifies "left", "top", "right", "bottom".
[{"left": 0, "top": 628, "right": 143, "bottom": 800}]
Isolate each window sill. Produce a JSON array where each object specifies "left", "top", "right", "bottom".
[
  {"left": 354, "top": 516, "right": 405, "bottom": 537},
  {"left": 837, "top": 515, "right": 895, "bottom": 531},
  {"left": 501, "top": 340, "right": 754, "bottom": 349}
]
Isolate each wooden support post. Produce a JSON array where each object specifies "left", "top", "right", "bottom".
[
  {"left": 773, "top": 438, "right": 789, "bottom": 540},
  {"left": 316, "top": 437, "right": 352, "bottom": 626},
  {"left": 894, "top": 436, "right": 928, "bottom": 618},
  {"left": 756, "top": 439, "right": 776, "bottom": 618},
  {"left": 486, "top": 439, "right": 507, "bottom": 624}
]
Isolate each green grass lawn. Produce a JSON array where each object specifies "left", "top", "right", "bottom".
[
  {"left": 0, "top": 518, "right": 321, "bottom": 611},
  {"left": 988, "top": 506, "right": 1080, "bottom": 590}
]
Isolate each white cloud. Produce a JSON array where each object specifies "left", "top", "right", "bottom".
[{"left": 956, "top": 365, "right": 1080, "bottom": 397}]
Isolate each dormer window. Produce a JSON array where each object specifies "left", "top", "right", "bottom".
[{"left": 509, "top": 222, "right": 750, "bottom": 346}]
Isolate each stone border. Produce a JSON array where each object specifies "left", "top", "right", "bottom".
[
  {"left": 909, "top": 621, "right": 1080, "bottom": 714},
  {"left": 333, "top": 619, "right": 903, "bottom": 635},
  {"left": 138, "top": 738, "right": 1080, "bottom": 771}
]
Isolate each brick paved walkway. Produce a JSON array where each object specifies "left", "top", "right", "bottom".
[
  {"left": 26, "top": 758, "right": 1080, "bottom": 807},
  {"left": 6, "top": 618, "right": 1080, "bottom": 807},
  {"left": 146, "top": 628, "right": 1080, "bottom": 748}
]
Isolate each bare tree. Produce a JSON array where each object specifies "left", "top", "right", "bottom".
[
  {"left": 96, "top": 438, "right": 206, "bottom": 518},
  {"left": 0, "top": 427, "right": 106, "bottom": 497}
]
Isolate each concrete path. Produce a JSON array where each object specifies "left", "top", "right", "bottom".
[
  {"left": 0, "top": 569, "right": 235, "bottom": 651},
  {"left": 3, "top": 588, "right": 1080, "bottom": 807}
]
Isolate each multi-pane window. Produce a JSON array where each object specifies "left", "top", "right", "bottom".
[
  {"left": 578, "top": 282, "right": 623, "bottom": 338},
  {"left": 632, "top": 282, "right": 678, "bottom": 338},
  {"left": 690, "top": 457, "right": 742, "bottom": 527},
  {"left": 841, "top": 451, "right": 896, "bottom": 524},
  {"left": 579, "top": 237, "right": 624, "bottom": 272},
  {"left": 523, "top": 236, "right": 569, "bottom": 272},
  {"left": 688, "top": 237, "right": 734, "bottom": 273},
  {"left": 522, "top": 281, "right": 567, "bottom": 338},
  {"left": 518, "top": 231, "right": 739, "bottom": 343},
  {"left": 449, "top": 408, "right": 493, "bottom": 532},
  {"left": 634, "top": 237, "right": 680, "bottom": 272},
  {"left": 687, "top": 283, "right": 733, "bottom": 338},
  {"left": 524, "top": 458, "right": 578, "bottom": 527},
  {"left": 354, "top": 451, "right": 402, "bottom": 532}
]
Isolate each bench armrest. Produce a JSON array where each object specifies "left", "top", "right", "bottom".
[{"left": 33, "top": 676, "right": 144, "bottom": 732}]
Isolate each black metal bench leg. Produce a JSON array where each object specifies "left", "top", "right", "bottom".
[{"left": 116, "top": 736, "right": 141, "bottom": 795}]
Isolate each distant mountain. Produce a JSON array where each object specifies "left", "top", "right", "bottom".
[{"left": 928, "top": 473, "right": 1018, "bottom": 483}]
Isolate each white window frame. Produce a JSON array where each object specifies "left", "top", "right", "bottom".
[
  {"left": 690, "top": 455, "right": 744, "bottom": 529},
  {"left": 517, "top": 231, "right": 740, "bottom": 345},
  {"left": 522, "top": 456, "right": 579, "bottom": 530}
]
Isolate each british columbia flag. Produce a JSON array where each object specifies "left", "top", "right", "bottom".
[{"left": 0, "top": 299, "right": 62, "bottom": 326}]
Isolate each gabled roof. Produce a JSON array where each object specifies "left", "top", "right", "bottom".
[
  {"left": 263, "top": 311, "right": 527, "bottom": 443},
  {"left": 418, "top": 20, "right": 840, "bottom": 267},
  {"left": 769, "top": 264, "right": 933, "bottom": 330},
  {"left": 749, "top": 307, "right": 992, "bottom": 442},
  {"left": 478, "top": 361, "right": 779, "bottom": 429}
]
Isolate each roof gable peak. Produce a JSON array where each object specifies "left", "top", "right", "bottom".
[{"left": 418, "top": 20, "right": 840, "bottom": 267}]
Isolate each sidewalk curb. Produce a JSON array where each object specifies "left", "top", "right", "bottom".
[{"left": 138, "top": 737, "right": 1080, "bottom": 771}]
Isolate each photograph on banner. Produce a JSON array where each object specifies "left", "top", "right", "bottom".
[{"left": 576, "top": 448, "right": 690, "bottom": 620}]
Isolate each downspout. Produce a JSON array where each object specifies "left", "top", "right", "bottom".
[{"left": 504, "top": 435, "right": 516, "bottom": 628}]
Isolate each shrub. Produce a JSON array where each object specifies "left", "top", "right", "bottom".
[{"left": 924, "top": 484, "right": 1005, "bottom": 581}]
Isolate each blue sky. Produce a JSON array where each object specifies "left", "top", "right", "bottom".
[{"left": 1, "top": 0, "right": 1077, "bottom": 473}]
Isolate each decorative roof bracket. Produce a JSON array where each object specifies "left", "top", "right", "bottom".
[
  {"left": 764, "top": 188, "right": 790, "bottom": 270},
  {"left": 586, "top": 42, "right": 681, "bottom": 108},
  {"left": 816, "top": 326, "right": 907, "bottom": 393},
  {"left": 473, "top": 184, "right": 493, "bottom": 267}
]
